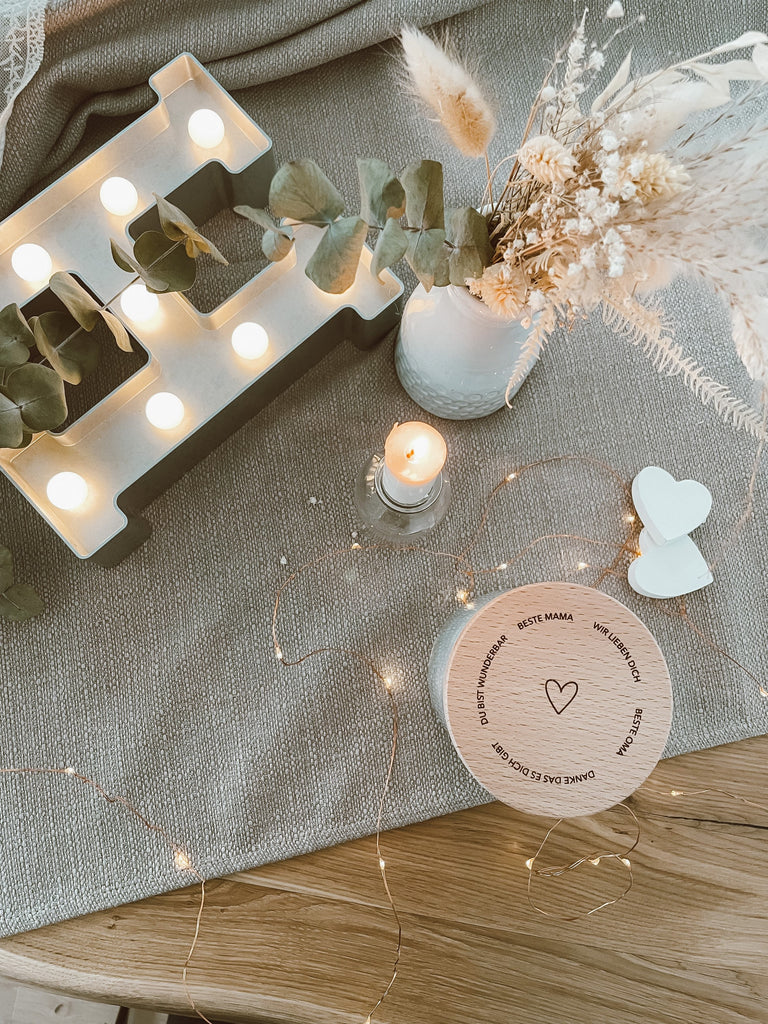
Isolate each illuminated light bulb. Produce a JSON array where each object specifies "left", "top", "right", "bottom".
[
  {"left": 378, "top": 857, "right": 386, "bottom": 870},
  {"left": 620, "top": 857, "right": 631, "bottom": 868},
  {"left": 275, "top": 646, "right": 284, "bottom": 661},
  {"left": 576, "top": 561, "right": 589, "bottom": 570},
  {"left": 506, "top": 472, "right": 517, "bottom": 482},
  {"left": 64, "top": 766, "right": 77, "bottom": 775},
  {"left": 46, "top": 472, "right": 88, "bottom": 511},
  {"left": 670, "top": 790, "right": 683, "bottom": 797},
  {"left": 174, "top": 850, "right": 192, "bottom": 871},
  {"left": 351, "top": 542, "right": 362, "bottom": 550},
  {"left": 120, "top": 283, "right": 159, "bottom": 323},
  {"left": 187, "top": 108, "right": 225, "bottom": 148},
  {"left": 497, "top": 562, "right": 508, "bottom": 570},
  {"left": 145, "top": 392, "right": 185, "bottom": 430},
  {"left": 624, "top": 513, "right": 636, "bottom": 523},
  {"left": 231, "top": 321, "right": 269, "bottom": 360},
  {"left": 383, "top": 677, "right": 393, "bottom": 692},
  {"left": 99, "top": 176, "right": 138, "bottom": 216},
  {"left": 456, "top": 589, "right": 469, "bottom": 604},
  {"left": 524, "top": 858, "right": 534, "bottom": 870},
  {"left": 589, "top": 857, "right": 601, "bottom": 866},
  {"left": 11, "top": 243, "right": 52, "bottom": 283}
]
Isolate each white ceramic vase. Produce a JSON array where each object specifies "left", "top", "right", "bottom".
[{"left": 394, "top": 284, "right": 538, "bottom": 420}]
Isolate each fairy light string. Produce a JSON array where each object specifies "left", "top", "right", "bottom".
[
  {"left": 272, "top": 449, "right": 766, "bottom": 1004},
  {"left": 0, "top": 765, "right": 214, "bottom": 1024},
  {"left": 0, "top": 454, "right": 763, "bottom": 1023},
  {"left": 524, "top": 802, "right": 640, "bottom": 921}
]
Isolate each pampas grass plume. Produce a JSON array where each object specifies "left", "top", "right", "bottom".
[{"left": 400, "top": 25, "right": 496, "bottom": 158}]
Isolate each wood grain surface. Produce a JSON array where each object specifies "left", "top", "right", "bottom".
[{"left": 1, "top": 735, "right": 767, "bottom": 1024}]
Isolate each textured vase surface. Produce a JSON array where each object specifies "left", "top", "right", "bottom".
[{"left": 395, "top": 283, "right": 538, "bottom": 420}]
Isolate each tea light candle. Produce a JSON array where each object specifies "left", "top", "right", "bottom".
[{"left": 380, "top": 421, "right": 447, "bottom": 507}]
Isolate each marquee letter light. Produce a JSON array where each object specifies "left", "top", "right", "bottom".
[{"left": 0, "top": 54, "right": 403, "bottom": 565}]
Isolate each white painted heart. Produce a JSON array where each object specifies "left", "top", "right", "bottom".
[
  {"left": 632, "top": 466, "right": 712, "bottom": 546},
  {"left": 628, "top": 529, "right": 713, "bottom": 600}
]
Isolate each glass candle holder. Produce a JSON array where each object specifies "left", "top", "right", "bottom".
[{"left": 355, "top": 451, "right": 451, "bottom": 543}]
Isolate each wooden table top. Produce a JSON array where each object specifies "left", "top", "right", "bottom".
[{"left": 1, "top": 734, "right": 767, "bottom": 1024}]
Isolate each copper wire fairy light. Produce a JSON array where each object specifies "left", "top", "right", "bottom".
[
  {"left": 1, "top": 455, "right": 764, "bottom": 1023},
  {"left": 270, "top": 449, "right": 766, "bottom": 1002},
  {"left": 523, "top": 802, "right": 640, "bottom": 920},
  {"left": 0, "top": 765, "right": 214, "bottom": 1024}
]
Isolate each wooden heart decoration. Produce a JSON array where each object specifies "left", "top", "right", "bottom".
[
  {"left": 628, "top": 529, "right": 713, "bottom": 599},
  {"left": 545, "top": 678, "right": 579, "bottom": 714},
  {"left": 632, "top": 466, "right": 712, "bottom": 545}
]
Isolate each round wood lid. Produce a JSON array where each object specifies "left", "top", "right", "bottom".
[{"left": 443, "top": 582, "right": 673, "bottom": 817}]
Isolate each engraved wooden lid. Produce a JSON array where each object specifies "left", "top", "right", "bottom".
[{"left": 443, "top": 582, "right": 673, "bottom": 817}]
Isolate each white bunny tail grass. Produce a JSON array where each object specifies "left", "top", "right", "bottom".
[{"left": 400, "top": 25, "right": 496, "bottom": 158}]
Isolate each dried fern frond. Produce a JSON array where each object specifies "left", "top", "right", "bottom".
[
  {"left": 506, "top": 303, "right": 558, "bottom": 403},
  {"left": 602, "top": 297, "right": 768, "bottom": 439},
  {"left": 731, "top": 297, "right": 768, "bottom": 383},
  {"left": 400, "top": 26, "right": 496, "bottom": 158}
]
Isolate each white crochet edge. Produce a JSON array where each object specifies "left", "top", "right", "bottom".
[{"left": 0, "top": 0, "right": 48, "bottom": 170}]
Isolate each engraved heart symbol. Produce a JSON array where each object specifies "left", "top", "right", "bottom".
[{"left": 545, "top": 678, "right": 578, "bottom": 715}]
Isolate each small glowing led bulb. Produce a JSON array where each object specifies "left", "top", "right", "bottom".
[
  {"left": 145, "top": 392, "right": 185, "bottom": 430},
  {"left": 187, "top": 108, "right": 225, "bottom": 148},
  {"left": 46, "top": 472, "right": 88, "bottom": 510},
  {"left": 231, "top": 322, "right": 269, "bottom": 360},
  {"left": 99, "top": 176, "right": 138, "bottom": 216},
  {"left": 120, "top": 283, "right": 159, "bottom": 323},
  {"left": 11, "top": 243, "right": 52, "bottom": 283}
]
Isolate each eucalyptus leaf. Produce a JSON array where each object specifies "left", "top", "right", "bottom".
[
  {"left": 269, "top": 159, "right": 344, "bottom": 225},
  {"left": 406, "top": 227, "right": 450, "bottom": 291},
  {"left": 0, "top": 546, "right": 13, "bottom": 593},
  {"left": 33, "top": 310, "right": 100, "bottom": 385},
  {"left": 49, "top": 272, "right": 101, "bottom": 331},
  {"left": 357, "top": 158, "right": 405, "bottom": 226},
  {"left": 0, "top": 392, "right": 25, "bottom": 448},
  {"left": 133, "top": 231, "right": 197, "bottom": 293},
  {"left": 154, "top": 193, "right": 228, "bottom": 264},
  {"left": 0, "top": 304, "right": 34, "bottom": 368},
  {"left": 305, "top": 216, "right": 367, "bottom": 294},
  {"left": 262, "top": 228, "right": 294, "bottom": 261},
  {"left": 234, "top": 205, "right": 295, "bottom": 261},
  {"left": 110, "top": 238, "right": 166, "bottom": 292},
  {"left": 234, "top": 205, "right": 281, "bottom": 231},
  {"left": 4, "top": 363, "right": 67, "bottom": 432},
  {"left": 401, "top": 160, "right": 445, "bottom": 231},
  {"left": 0, "top": 583, "right": 44, "bottom": 621},
  {"left": 371, "top": 217, "right": 408, "bottom": 277},
  {"left": 100, "top": 309, "right": 132, "bottom": 353},
  {"left": 446, "top": 206, "right": 493, "bottom": 286}
]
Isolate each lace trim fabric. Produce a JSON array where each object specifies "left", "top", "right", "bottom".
[{"left": 0, "top": 0, "right": 47, "bottom": 169}]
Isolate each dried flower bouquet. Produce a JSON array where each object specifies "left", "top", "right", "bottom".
[
  {"left": 242, "top": 8, "right": 768, "bottom": 436},
  {"left": 451, "top": 12, "right": 768, "bottom": 433}
]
